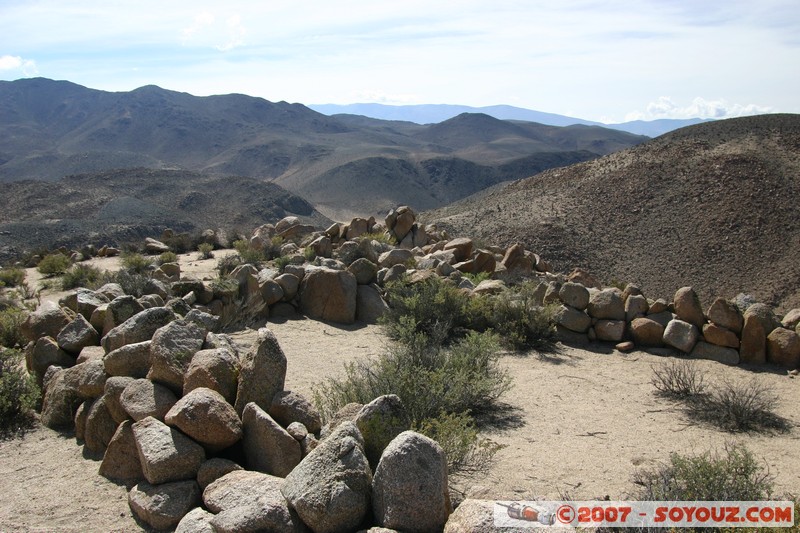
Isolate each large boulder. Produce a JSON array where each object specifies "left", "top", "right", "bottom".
[
  {"left": 63, "top": 358, "right": 108, "bottom": 399},
  {"left": 99, "top": 420, "right": 143, "bottom": 483},
  {"left": 74, "top": 288, "right": 110, "bottom": 321},
  {"left": 175, "top": 508, "right": 215, "bottom": 533},
  {"left": 83, "top": 396, "right": 118, "bottom": 454},
  {"left": 443, "top": 499, "right": 503, "bottom": 533},
  {"left": 120, "top": 378, "right": 178, "bottom": 422},
  {"left": 30, "top": 336, "right": 74, "bottom": 386},
  {"left": 184, "top": 348, "right": 240, "bottom": 405},
  {"left": 203, "top": 470, "right": 304, "bottom": 533},
  {"left": 781, "top": 308, "right": 800, "bottom": 330},
  {"left": 300, "top": 268, "right": 358, "bottom": 324},
  {"left": 740, "top": 304, "right": 779, "bottom": 365},
  {"left": 372, "top": 431, "right": 451, "bottom": 532},
  {"left": 691, "top": 341, "right": 740, "bottom": 365},
  {"left": 702, "top": 323, "right": 740, "bottom": 349},
  {"left": 103, "top": 376, "right": 135, "bottom": 424},
  {"left": 354, "top": 394, "right": 410, "bottom": 470},
  {"left": 443, "top": 238, "right": 473, "bottom": 263},
  {"left": 706, "top": 298, "right": 744, "bottom": 333},
  {"left": 132, "top": 416, "right": 206, "bottom": 485},
  {"left": 766, "top": 328, "right": 800, "bottom": 368},
  {"left": 594, "top": 320, "right": 625, "bottom": 342},
  {"left": 558, "top": 282, "right": 590, "bottom": 311},
  {"left": 165, "top": 388, "right": 243, "bottom": 453},
  {"left": 673, "top": 287, "right": 705, "bottom": 328},
  {"left": 102, "top": 307, "right": 175, "bottom": 353},
  {"left": 348, "top": 258, "right": 378, "bottom": 285},
  {"left": 553, "top": 305, "right": 591, "bottom": 333},
  {"left": 147, "top": 319, "right": 207, "bottom": 391},
  {"left": 269, "top": 390, "right": 322, "bottom": 434},
  {"left": 40, "top": 367, "right": 82, "bottom": 429},
  {"left": 281, "top": 422, "right": 372, "bottom": 533},
  {"left": 197, "top": 458, "right": 244, "bottom": 490},
  {"left": 128, "top": 480, "right": 201, "bottom": 531},
  {"left": 103, "top": 295, "right": 145, "bottom": 337},
  {"left": 625, "top": 294, "right": 649, "bottom": 321},
  {"left": 56, "top": 314, "right": 99, "bottom": 355},
  {"left": 356, "top": 285, "right": 389, "bottom": 324},
  {"left": 234, "top": 328, "right": 287, "bottom": 415},
  {"left": 586, "top": 289, "right": 625, "bottom": 320},
  {"left": 241, "top": 403, "right": 301, "bottom": 477},
  {"left": 103, "top": 340, "right": 152, "bottom": 378},
  {"left": 22, "top": 301, "right": 71, "bottom": 342},
  {"left": 662, "top": 319, "right": 699, "bottom": 353}
]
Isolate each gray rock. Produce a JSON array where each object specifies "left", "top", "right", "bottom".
[
  {"left": 269, "top": 390, "right": 322, "bottom": 434},
  {"left": 690, "top": 341, "right": 740, "bottom": 365},
  {"left": 99, "top": 420, "right": 144, "bottom": 483},
  {"left": 673, "top": 286, "right": 706, "bottom": 328},
  {"left": 242, "top": 402, "right": 301, "bottom": 477},
  {"left": 558, "top": 282, "right": 589, "bottom": 310},
  {"left": 740, "top": 304, "right": 779, "bottom": 365},
  {"left": 378, "top": 249, "right": 414, "bottom": 269},
  {"left": 103, "top": 340, "right": 152, "bottom": 378},
  {"left": 356, "top": 285, "right": 389, "bottom": 324},
  {"left": 132, "top": 416, "right": 206, "bottom": 485},
  {"left": 287, "top": 422, "right": 308, "bottom": 441},
  {"left": 348, "top": 258, "right": 379, "bottom": 285},
  {"left": 102, "top": 307, "right": 175, "bottom": 353},
  {"left": 40, "top": 367, "right": 82, "bottom": 429},
  {"left": 63, "top": 358, "right": 108, "bottom": 399},
  {"left": 75, "top": 400, "right": 90, "bottom": 441},
  {"left": 300, "top": 268, "right": 358, "bottom": 324},
  {"left": 282, "top": 422, "right": 372, "bottom": 533},
  {"left": 260, "top": 279, "right": 285, "bottom": 306},
  {"left": 372, "top": 431, "right": 451, "bottom": 532},
  {"left": 197, "top": 458, "right": 244, "bottom": 490},
  {"left": 147, "top": 319, "right": 207, "bottom": 391},
  {"left": 31, "top": 336, "right": 74, "bottom": 386},
  {"left": 275, "top": 273, "right": 301, "bottom": 301},
  {"left": 75, "top": 288, "right": 110, "bottom": 321},
  {"left": 354, "top": 394, "right": 409, "bottom": 470},
  {"left": 120, "top": 378, "right": 178, "bottom": 422},
  {"left": 185, "top": 309, "right": 220, "bottom": 333},
  {"left": 587, "top": 289, "right": 625, "bottom": 320},
  {"left": 553, "top": 305, "right": 591, "bottom": 333},
  {"left": 128, "top": 480, "right": 201, "bottom": 531},
  {"left": 165, "top": 387, "right": 243, "bottom": 453},
  {"left": 103, "top": 376, "right": 135, "bottom": 424},
  {"left": 706, "top": 297, "right": 744, "bottom": 333},
  {"left": 766, "top": 327, "right": 800, "bottom": 368},
  {"left": 56, "top": 314, "right": 99, "bottom": 355},
  {"left": 234, "top": 328, "right": 287, "bottom": 415},
  {"left": 443, "top": 499, "right": 505, "bottom": 533},
  {"left": 625, "top": 294, "right": 650, "bottom": 321},
  {"left": 594, "top": 319, "right": 626, "bottom": 342},
  {"left": 103, "top": 295, "right": 145, "bottom": 337},
  {"left": 84, "top": 396, "right": 118, "bottom": 454},
  {"left": 184, "top": 347, "right": 240, "bottom": 405},
  {"left": 175, "top": 507, "right": 215, "bottom": 533},
  {"left": 662, "top": 319, "right": 700, "bottom": 353},
  {"left": 21, "top": 301, "right": 71, "bottom": 343},
  {"left": 204, "top": 470, "right": 305, "bottom": 533}
]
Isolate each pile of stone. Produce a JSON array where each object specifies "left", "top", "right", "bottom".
[{"left": 22, "top": 288, "right": 452, "bottom": 531}]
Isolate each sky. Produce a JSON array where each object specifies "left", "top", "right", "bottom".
[{"left": 0, "top": 0, "right": 798, "bottom": 123}]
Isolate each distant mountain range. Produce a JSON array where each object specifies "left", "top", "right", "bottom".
[
  {"left": 309, "top": 103, "right": 714, "bottom": 137},
  {"left": 0, "top": 77, "right": 646, "bottom": 221}
]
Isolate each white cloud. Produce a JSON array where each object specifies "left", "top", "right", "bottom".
[
  {"left": 0, "top": 55, "right": 38, "bottom": 75},
  {"left": 181, "top": 10, "right": 246, "bottom": 51},
  {"left": 625, "top": 97, "right": 774, "bottom": 121}
]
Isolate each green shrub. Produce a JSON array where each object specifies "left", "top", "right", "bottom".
[
  {"left": 303, "top": 247, "right": 317, "bottom": 262},
  {"left": 273, "top": 255, "right": 292, "bottom": 272},
  {"left": 156, "top": 251, "right": 178, "bottom": 265},
  {"left": 233, "top": 239, "right": 266, "bottom": 266},
  {"left": 120, "top": 252, "right": 153, "bottom": 274},
  {"left": 483, "top": 287, "right": 556, "bottom": 350},
  {"left": 416, "top": 412, "right": 505, "bottom": 478},
  {"left": 103, "top": 270, "right": 151, "bottom": 297},
  {"left": 0, "top": 348, "right": 39, "bottom": 435},
  {"left": 61, "top": 263, "right": 103, "bottom": 290},
  {"left": 36, "top": 253, "right": 72, "bottom": 277},
  {"left": 358, "top": 231, "right": 396, "bottom": 246},
  {"left": 0, "top": 307, "right": 28, "bottom": 348},
  {"left": 197, "top": 243, "right": 214, "bottom": 260},
  {"left": 0, "top": 267, "right": 25, "bottom": 288},
  {"left": 162, "top": 232, "right": 196, "bottom": 254},
  {"left": 633, "top": 444, "right": 774, "bottom": 501}
]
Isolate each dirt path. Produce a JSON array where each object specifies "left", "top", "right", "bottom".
[{"left": 1, "top": 252, "right": 798, "bottom": 531}]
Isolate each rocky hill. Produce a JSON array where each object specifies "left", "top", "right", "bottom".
[
  {"left": 0, "top": 78, "right": 646, "bottom": 219},
  {"left": 425, "top": 114, "right": 800, "bottom": 311},
  {"left": 0, "top": 168, "right": 330, "bottom": 261}
]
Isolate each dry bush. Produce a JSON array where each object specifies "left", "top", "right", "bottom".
[{"left": 651, "top": 359, "right": 707, "bottom": 399}]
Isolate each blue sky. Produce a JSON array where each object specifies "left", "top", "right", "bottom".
[{"left": 1, "top": 0, "right": 797, "bottom": 123}]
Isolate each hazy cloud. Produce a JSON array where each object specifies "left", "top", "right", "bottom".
[
  {"left": 181, "top": 10, "right": 246, "bottom": 51},
  {"left": 626, "top": 97, "right": 774, "bottom": 121},
  {"left": 0, "top": 55, "right": 38, "bottom": 75}
]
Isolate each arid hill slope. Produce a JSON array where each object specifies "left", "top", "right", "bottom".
[
  {"left": 0, "top": 168, "right": 330, "bottom": 261},
  {"left": 0, "top": 78, "right": 646, "bottom": 219},
  {"left": 426, "top": 114, "right": 800, "bottom": 311}
]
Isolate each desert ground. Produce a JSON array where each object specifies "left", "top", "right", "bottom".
[{"left": 1, "top": 252, "right": 798, "bottom": 532}]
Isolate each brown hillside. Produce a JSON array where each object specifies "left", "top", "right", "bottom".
[{"left": 426, "top": 114, "right": 800, "bottom": 311}]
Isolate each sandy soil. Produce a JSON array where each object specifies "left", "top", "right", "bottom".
[{"left": 1, "top": 252, "right": 798, "bottom": 531}]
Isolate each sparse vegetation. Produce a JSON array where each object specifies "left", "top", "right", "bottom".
[
  {"left": 358, "top": 231, "right": 396, "bottom": 246},
  {"left": 0, "top": 307, "right": 28, "bottom": 349},
  {"left": 216, "top": 254, "right": 242, "bottom": 276},
  {"left": 0, "top": 348, "right": 39, "bottom": 436},
  {"left": 103, "top": 270, "right": 151, "bottom": 298},
  {"left": 0, "top": 267, "right": 26, "bottom": 288},
  {"left": 36, "top": 253, "right": 72, "bottom": 277},
  {"left": 651, "top": 361, "right": 788, "bottom": 433},
  {"left": 61, "top": 263, "right": 103, "bottom": 290},
  {"left": 197, "top": 242, "right": 214, "bottom": 260},
  {"left": 233, "top": 239, "right": 267, "bottom": 266},
  {"left": 156, "top": 251, "right": 178, "bottom": 265},
  {"left": 484, "top": 285, "right": 556, "bottom": 350},
  {"left": 120, "top": 252, "right": 153, "bottom": 274}
]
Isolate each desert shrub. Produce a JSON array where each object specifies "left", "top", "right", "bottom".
[
  {"left": 0, "top": 267, "right": 25, "bottom": 288},
  {"left": 36, "top": 253, "right": 72, "bottom": 277},
  {"left": 0, "top": 348, "right": 39, "bottom": 435},
  {"left": 416, "top": 412, "right": 505, "bottom": 477},
  {"left": 464, "top": 271, "right": 491, "bottom": 285},
  {"left": 216, "top": 254, "right": 242, "bottom": 276},
  {"left": 358, "top": 231, "right": 396, "bottom": 246},
  {"left": 303, "top": 247, "right": 317, "bottom": 262},
  {"left": 0, "top": 307, "right": 27, "bottom": 348},
  {"left": 651, "top": 359, "right": 707, "bottom": 399},
  {"left": 233, "top": 239, "right": 266, "bottom": 266},
  {"left": 197, "top": 242, "right": 214, "bottom": 260},
  {"left": 484, "top": 287, "right": 557, "bottom": 350},
  {"left": 61, "top": 263, "right": 103, "bottom": 290},
  {"left": 156, "top": 251, "right": 178, "bottom": 265},
  {"left": 103, "top": 270, "right": 151, "bottom": 298},
  {"left": 120, "top": 252, "right": 153, "bottom": 274},
  {"left": 381, "top": 276, "right": 477, "bottom": 343},
  {"left": 273, "top": 255, "right": 292, "bottom": 272},
  {"left": 162, "top": 232, "right": 196, "bottom": 254},
  {"left": 692, "top": 378, "right": 789, "bottom": 433},
  {"left": 633, "top": 444, "right": 774, "bottom": 501}
]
